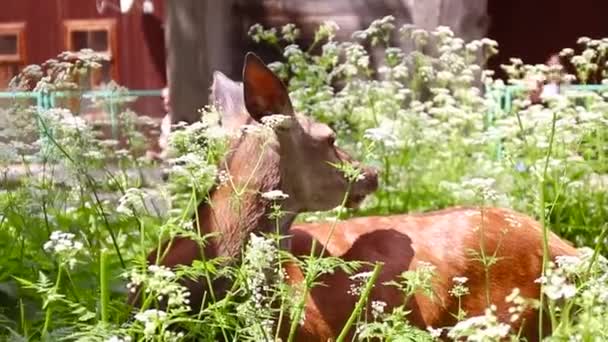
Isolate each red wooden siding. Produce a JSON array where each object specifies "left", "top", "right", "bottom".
[{"left": 0, "top": 0, "right": 166, "bottom": 90}]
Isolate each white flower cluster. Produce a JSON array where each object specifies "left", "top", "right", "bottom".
[
  {"left": 167, "top": 152, "right": 218, "bottom": 188},
  {"left": 134, "top": 309, "right": 168, "bottom": 337},
  {"left": 261, "top": 190, "right": 289, "bottom": 201},
  {"left": 427, "top": 326, "right": 443, "bottom": 339},
  {"left": 363, "top": 120, "right": 399, "bottom": 149},
  {"left": 348, "top": 271, "right": 374, "bottom": 297},
  {"left": 184, "top": 116, "right": 227, "bottom": 141},
  {"left": 536, "top": 262, "right": 577, "bottom": 301},
  {"left": 126, "top": 264, "right": 191, "bottom": 311},
  {"left": 370, "top": 300, "right": 387, "bottom": 319},
  {"left": 36, "top": 108, "right": 97, "bottom": 161},
  {"left": 440, "top": 177, "right": 508, "bottom": 206},
  {"left": 217, "top": 169, "right": 232, "bottom": 186},
  {"left": 132, "top": 308, "right": 185, "bottom": 340},
  {"left": 116, "top": 188, "right": 150, "bottom": 216},
  {"left": 41, "top": 108, "right": 88, "bottom": 132},
  {"left": 447, "top": 305, "right": 511, "bottom": 341},
  {"left": 43, "top": 231, "right": 83, "bottom": 254},
  {"left": 505, "top": 288, "right": 529, "bottom": 323},
  {"left": 449, "top": 276, "right": 470, "bottom": 298},
  {"left": 260, "top": 114, "right": 293, "bottom": 130},
  {"left": 43, "top": 230, "right": 84, "bottom": 269},
  {"left": 236, "top": 233, "right": 281, "bottom": 340}
]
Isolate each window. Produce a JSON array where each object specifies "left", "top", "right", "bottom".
[
  {"left": 0, "top": 22, "right": 27, "bottom": 89},
  {"left": 64, "top": 19, "right": 118, "bottom": 88}
]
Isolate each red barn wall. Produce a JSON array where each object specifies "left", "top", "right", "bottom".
[{"left": 0, "top": 0, "right": 167, "bottom": 90}]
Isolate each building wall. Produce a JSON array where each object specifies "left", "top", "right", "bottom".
[{"left": 0, "top": 0, "right": 166, "bottom": 90}]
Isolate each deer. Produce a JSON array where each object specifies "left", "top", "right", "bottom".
[
  {"left": 136, "top": 53, "right": 578, "bottom": 342},
  {"left": 128, "top": 52, "right": 379, "bottom": 314}
]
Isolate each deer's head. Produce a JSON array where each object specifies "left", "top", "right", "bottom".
[{"left": 212, "top": 53, "right": 378, "bottom": 212}]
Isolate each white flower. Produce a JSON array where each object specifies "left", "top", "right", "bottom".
[
  {"left": 116, "top": 188, "right": 150, "bottom": 216},
  {"left": 260, "top": 114, "right": 292, "bottom": 129},
  {"left": 453, "top": 276, "right": 468, "bottom": 284},
  {"left": 204, "top": 125, "right": 228, "bottom": 140},
  {"left": 538, "top": 266, "right": 577, "bottom": 301},
  {"left": 217, "top": 170, "right": 232, "bottom": 185},
  {"left": 148, "top": 264, "right": 176, "bottom": 279},
  {"left": 43, "top": 230, "right": 84, "bottom": 268},
  {"left": 371, "top": 300, "right": 387, "bottom": 318},
  {"left": 544, "top": 278, "right": 577, "bottom": 300},
  {"left": 135, "top": 309, "right": 167, "bottom": 336},
  {"left": 505, "top": 288, "right": 530, "bottom": 322},
  {"left": 363, "top": 120, "right": 399, "bottom": 148},
  {"left": 555, "top": 255, "right": 583, "bottom": 275},
  {"left": 348, "top": 271, "right": 374, "bottom": 297},
  {"left": 125, "top": 265, "right": 191, "bottom": 311},
  {"left": 427, "top": 326, "right": 443, "bottom": 338},
  {"left": 237, "top": 234, "right": 281, "bottom": 339},
  {"left": 448, "top": 306, "right": 511, "bottom": 341},
  {"left": 435, "top": 26, "right": 454, "bottom": 37},
  {"left": 261, "top": 190, "right": 289, "bottom": 201},
  {"left": 349, "top": 271, "right": 373, "bottom": 281},
  {"left": 560, "top": 48, "right": 574, "bottom": 57},
  {"left": 481, "top": 38, "right": 498, "bottom": 48},
  {"left": 450, "top": 276, "right": 470, "bottom": 297}
]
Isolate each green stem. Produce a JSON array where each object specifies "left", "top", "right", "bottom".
[
  {"left": 336, "top": 263, "right": 383, "bottom": 342},
  {"left": 20, "top": 299, "right": 28, "bottom": 339},
  {"left": 479, "top": 205, "right": 491, "bottom": 306},
  {"left": 287, "top": 178, "right": 355, "bottom": 341},
  {"left": 273, "top": 205, "right": 287, "bottom": 342},
  {"left": 586, "top": 223, "right": 608, "bottom": 277},
  {"left": 42, "top": 266, "right": 63, "bottom": 338},
  {"left": 538, "top": 110, "right": 558, "bottom": 340},
  {"left": 100, "top": 250, "right": 110, "bottom": 323}
]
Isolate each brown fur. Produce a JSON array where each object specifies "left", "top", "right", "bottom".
[
  {"left": 145, "top": 133, "right": 283, "bottom": 308},
  {"left": 285, "top": 207, "right": 578, "bottom": 341}
]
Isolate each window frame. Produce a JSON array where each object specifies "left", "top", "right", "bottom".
[
  {"left": 63, "top": 18, "right": 119, "bottom": 82},
  {"left": 0, "top": 22, "right": 27, "bottom": 63}
]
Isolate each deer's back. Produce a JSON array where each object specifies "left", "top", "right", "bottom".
[{"left": 285, "top": 207, "right": 578, "bottom": 341}]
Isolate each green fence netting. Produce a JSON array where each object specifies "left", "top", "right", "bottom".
[
  {"left": 0, "top": 89, "right": 163, "bottom": 151},
  {"left": 1, "top": 85, "right": 607, "bottom": 159}
]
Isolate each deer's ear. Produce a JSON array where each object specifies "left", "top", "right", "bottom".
[
  {"left": 243, "top": 52, "right": 294, "bottom": 122},
  {"left": 211, "top": 71, "right": 250, "bottom": 130}
]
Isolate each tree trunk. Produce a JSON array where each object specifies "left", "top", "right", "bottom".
[
  {"left": 405, "top": 0, "right": 488, "bottom": 41},
  {"left": 166, "top": 0, "right": 235, "bottom": 124}
]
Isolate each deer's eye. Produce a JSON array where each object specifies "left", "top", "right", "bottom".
[{"left": 326, "top": 134, "right": 336, "bottom": 146}]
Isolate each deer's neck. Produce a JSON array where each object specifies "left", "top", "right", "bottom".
[{"left": 195, "top": 136, "right": 296, "bottom": 261}]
